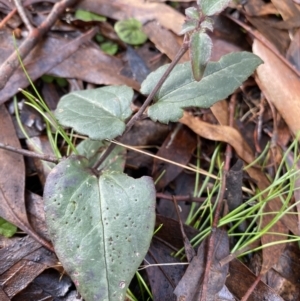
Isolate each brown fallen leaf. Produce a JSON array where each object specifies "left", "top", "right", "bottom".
[
  {"left": 0, "top": 288, "right": 9, "bottom": 301},
  {"left": 253, "top": 39, "right": 300, "bottom": 136},
  {"left": 244, "top": 0, "right": 278, "bottom": 17},
  {"left": 0, "top": 27, "right": 140, "bottom": 104},
  {"left": 226, "top": 258, "right": 285, "bottom": 301},
  {"left": 143, "top": 20, "right": 189, "bottom": 62},
  {"left": 174, "top": 229, "right": 229, "bottom": 301},
  {"left": 286, "top": 29, "right": 300, "bottom": 71},
  {"left": 271, "top": 0, "right": 300, "bottom": 19},
  {"left": 0, "top": 235, "right": 57, "bottom": 299},
  {"left": 0, "top": 105, "right": 52, "bottom": 251},
  {"left": 76, "top": 0, "right": 185, "bottom": 35},
  {"left": 153, "top": 124, "right": 196, "bottom": 191},
  {"left": 146, "top": 239, "right": 185, "bottom": 301}
]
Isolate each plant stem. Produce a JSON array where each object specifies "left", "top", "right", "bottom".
[
  {"left": 93, "top": 40, "right": 190, "bottom": 170},
  {"left": 0, "top": 142, "right": 59, "bottom": 163}
]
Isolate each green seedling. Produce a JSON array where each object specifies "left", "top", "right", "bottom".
[
  {"left": 6, "top": 1, "right": 275, "bottom": 300},
  {"left": 114, "top": 18, "right": 148, "bottom": 45},
  {"left": 43, "top": 0, "right": 262, "bottom": 299}
]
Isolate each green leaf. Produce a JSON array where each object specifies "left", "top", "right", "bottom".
[
  {"left": 44, "top": 156, "right": 156, "bottom": 301},
  {"left": 141, "top": 52, "right": 263, "bottom": 123},
  {"left": 76, "top": 139, "right": 126, "bottom": 172},
  {"left": 179, "top": 19, "right": 198, "bottom": 35},
  {"left": 201, "top": 17, "right": 214, "bottom": 31},
  {"left": 185, "top": 7, "right": 200, "bottom": 20},
  {"left": 0, "top": 217, "right": 17, "bottom": 237},
  {"left": 55, "top": 86, "right": 133, "bottom": 140},
  {"left": 190, "top": 31, "right": 212, "bottom": 81},
  {"left": 100, "top": 41, "right": 118, "bottom": 56},
  {"left": 114, "top": 18, "right": 148, "bottom": 45},
  {"left": 199, "top": 0, "right": 231, "bottom": 16},
  {"left": 75, "top": 9, "right": 106, "bottom": 22}
]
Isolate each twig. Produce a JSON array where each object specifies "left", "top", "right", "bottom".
[
  {"left": 0, "top": 142, "right": 59, "bottom": 163},
  {"left": 156, "top": 192, "right": 212, "bottom": 203},
  {"left": 0, "top": 0, "right": 79, "bottom": 90},
  {"left": 14, "top": 0, "right": 33, "bottom": 31},
  {"left": 93, "top": 40, "right": 190, "bottom": 170},
  {"left": 173, "top": 196, "right": 196, "bottom": 262},
  {"left": 200, "top": 94, "right": 236, "bottom": 301},
  {"left": 0, "top": 8, "right": 17, "bottom": 29}
]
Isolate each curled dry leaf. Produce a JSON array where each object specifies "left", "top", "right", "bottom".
[{"left": 253, "top": 39, "right": 300, "bottom": 136}]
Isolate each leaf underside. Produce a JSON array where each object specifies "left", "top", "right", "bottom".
[
  {"left": 141, "top": 51, "right": 263, "bottom": 123},
  {"left": 55, "top": 86, "right": 133, "bottom": 140},
  {"left": 44, "top": 156, "right": 156, "bottom": 301}
]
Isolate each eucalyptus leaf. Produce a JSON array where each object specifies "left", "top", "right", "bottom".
[
  {"left": 76, "top": 139, "right": 126, "bottom": 172},
  {"left": 199, "top": 0, "right": 231, "bottom": 16},
  {"left": 190, "top": 31, "right": 212, "bottom": 81},
  {"left": 44, "top": 156, "right": 156, "bottom": 301},
  {"left": 114, "top": 18, "right": 148, "bottom": 45},
  {"left": 55, "top": 86, "right": 133, "bottom": 140},
  {"left": 141, "top": 52, "right": 263, "bottom": 123}
]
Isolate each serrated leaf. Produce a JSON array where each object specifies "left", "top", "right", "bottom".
[
  {"left": 114, "top": 18, "right": 148, "bottom": 45},
  {"left": 185, "top": 7, "right": 200, "bottom": 20},
  {"left": 76, "top": 139, "right": 126, "bottom": 172},
  {"left": 55, "top": 86, "right": 133, "bottom": 140},
  {"left": 179, "top": 19, "right": 198, "bottom": 35},
  {"left": 190, "top": 31, "right": 212, "bottom": 81},
  {"left": 200, "top": 0, "right": 231, "bottom": 16},
  {"left": 141, "top": 52, "right": 263, "bottom": 123},
  {"left": 44, "top": 156, "right": 156, "bottom": 301}
]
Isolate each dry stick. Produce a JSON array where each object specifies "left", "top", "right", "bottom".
[
  {"left": 200, "top": 94, "right": 236, "bottom": 301},
  {"left": 226, "top": 14, "right": 300, "bottom": 78},
  {"left": 0, "top": 142, "right": 59, "bottom": 163},
  {"left": 156, "top": 192, "right": 210, "bottom": 203},
  {"left": 14, "top": 0, "right": 34, "bottom": 31},
  {"left": 172, "top": 196, "right": 196, "bottom": 262},
  {"left": 0, "top": 8, "right": 17, "bottom": 29},
  {"left": 93, "top": 41, "right": 190, "bottom": 170},
  {"left": 0, "top": 0, "right": 79, "bottom": 90}
]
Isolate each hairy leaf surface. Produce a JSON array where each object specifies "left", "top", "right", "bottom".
[
  {"left": 199, "top": 0, "right": 231, "bottom": 16},
  {"left": 190, "top": 31, "right": 212, "bottom": 81},
  {"left": 55, "top": 86, "right": 133, "bottom": 140},
  {"left": 141, "top": 52, "right": 263, "bottom": 123},
  {"left": 44, "top": 156, "right": 156, "bottom": 301}
]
